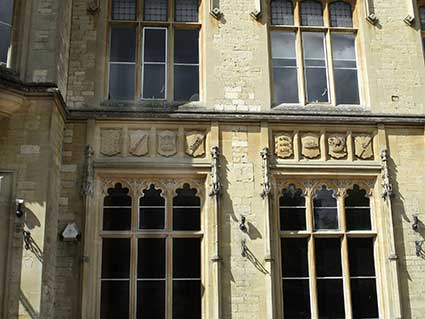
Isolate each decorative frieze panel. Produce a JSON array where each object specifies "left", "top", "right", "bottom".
[
  {"left": 272, "top": 128, "right": 376, "bottom": 162},
  {"left": 96, "top": 124, "right": 209, "bottom": 161}
]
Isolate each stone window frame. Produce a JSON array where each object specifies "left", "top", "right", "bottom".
[
  {"left": 272, "top": 177, "right": 385, "bottom": 318},
  {"left": 81, "top": 175, "right": 208, "bottom": 319},
  {"left": 267, "top": 0, "right": 364, "bottom": 107},
  {"left": 417, "top": 0, "right": 425, "bottom": 51},
  {"left": 106, "top": 0, "right": 202, "bottom": 103}
]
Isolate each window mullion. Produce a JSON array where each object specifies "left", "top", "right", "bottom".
[
  {"left": 136, "top": 23, "right": 142, "bottom": 100},
  {"left": 130, "top": 235, "right": 138, "bottom": 319},
  {"left": 342, "top": 236, "right": 353, "bottom": 319},
  {"left": 168, "top": 26, "right": 174, "bottom": 101},
  {"left": 325, "top": 30, "right": 336, "bottom": 106},
  {"left": 296, "top": 28, "right": 306, "bottom": 105},
  {"left": 166, "top": 234, "right": 173, "bottom": 319},
  {"left": 309, "top": 236, "right": 319, "bottom": 319}
]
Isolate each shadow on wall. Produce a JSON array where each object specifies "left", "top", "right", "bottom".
[{"left": 19, "top": 289, "right": 38, "bottom": 319}]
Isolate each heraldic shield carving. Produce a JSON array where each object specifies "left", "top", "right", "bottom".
[
  {"left": 158, "top": 130, "right": 177, "bottom": 157},
  {"left": 128, "top": 130, "right": 149, "bottom": 157},
  {"left": 328, "top": 134, "right": 347, "bottom": 159},
  {"left": 100, "top": 129, "right": 122, "bottom": 156},
  {"left": 301, "top": 133, "right": 320, "bottom": 159},
  {"left": 185, "top": 131, "right": 206, "bottom": 158},
  {"left": 274, "top": 133, "right": 293, "bottom": 159},
  {"left": 354, "top": 134, "right": 374, "bottom": 160}
]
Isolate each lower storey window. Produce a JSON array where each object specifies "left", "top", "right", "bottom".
[{"left": 279, "top": 181, "right": 379, "bottom": 318}]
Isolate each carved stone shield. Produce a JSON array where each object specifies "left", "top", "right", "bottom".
[
  {"left": 328, "top": 134, "right": 347, "bottom": 159},
  {"left": 128, "top": 130, "right": 149, "bottom": 157},
  {"left": 274, "top": 133, "right": 293, "bottom": 159},
  {"left": 158, "top": 131, "right": 177, "bottom": 157},
  {"left": 185, "top": 131, "right": 206, "bottom": 158},
  {"left": 301, "top": 133, "right": 320, "bottom": 159},
  {"left": 354, "top": 134, "right": 374, "bottom": 160},
  {"left": 100, "top": 129, "right": 122, "bottom": 156}
]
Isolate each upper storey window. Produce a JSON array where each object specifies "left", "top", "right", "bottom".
[
  {"left": 108, "top": 0, "right": 200, "bottom": 102},
  {"left": 0, "top": 0, "right": 14, "bottom": 66},
  {"left": 419, "top": 3, "right": 425, "bottom": 48},
  {"left": 270, "top": 0, "right": 360, "bottom": 106}
]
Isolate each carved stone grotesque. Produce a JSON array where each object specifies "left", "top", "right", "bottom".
[
  {"left": 158, "top": 130, "right": 177, "bottom": 157},
  {"left": 301, "top": 133, "right": 320, "bottom": 159},
  {"left": 328, "top": 134, "right": 347, "bottom": 159},
  {"left": 354, "top": 134, "right": 374, "bottom": 160},
  {"left": 100, "top": 129, "right": 122, "bottom": 156},
  {"left": 185, "top": 131, "right": 206, "bottom": 158},
  {"left": 128, "top": 130, "right": 149, "bottom": 157},
  {"left": 274, "top": 133, "right": 293, "bottom": 159}
]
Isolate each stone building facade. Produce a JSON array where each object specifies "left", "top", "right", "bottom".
[{"left": 0, "top": 0, "right": 425, "bottom": 318}]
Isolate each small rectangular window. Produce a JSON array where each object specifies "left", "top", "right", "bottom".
[
  {"left": 175, "top": 0, "right": 199, "bottom": 22},
  {"left": 111, "top": 0, "right": 137, "bottom": 20},
  {"left": 142, "top": 28, "right": 167, "bottom": 100},
  {"left": 144, "top": 0, "right": 168, "bottom": 21}
]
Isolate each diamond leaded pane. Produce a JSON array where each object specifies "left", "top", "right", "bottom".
[
  {"left": 420, "top": 6, "right": 425, "bottom": 31},
  {"left": 175, "top": 0, "right": 198, "bottom": 22},
  {"left": 271, "top": 0, "right": 294, "bottom": 25},
  {"left": 300, "top": 0, "right": 323, "bottom": 26},
  {"left": 144, "top": 0, "right": 168, "bottom": 21},
  {"left": 111, "top": 0, "right": 136, "bottom": 20},
  {"left": 329, "top": 1, "right": 353, "bottom": 27}
]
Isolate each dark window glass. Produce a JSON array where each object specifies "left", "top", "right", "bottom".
[
  {"left": 173, "top": 184, "right": 201, "bottom": 230},
  {"left": 317, "top": 279, "right": 345, "bottom": 318},
  {"left": 142, "top": 64, "right": 166, "bottom": 99},
  {"left": 345, "top": 185, "right": 372, "bottom": 230},
  {"left": 315, "top": 238, "right": 342, "bottom": 277},
  {"left": 0, "top": 23, "right": 11, "bottom": 64},
  {"left": 332, "top": 33, "right": 359, "bottom": 105},
  {"left": 109, "top": 64, "right": 135, "bottom": 100},
  {"left": 279, "top": 184, "right": 306, "bottom": 231},
  {"left": 101, "top": 281, "right": 129, "bottom": 319},
  {"left": 282, "top": 279, "right": 311, "bottom": 318},
  {"left": 173, "top": 238, "right": 201, "bottom": 278},
  {"left": 420, "top": 6, "right": 425, "bottom": 31},
  {"left": 138, "top": 238, "right": 166, "bottom": 278},
  {"left": 302, "top": 32, "right": 329, "bottom": 103},
  {"left": 300, "top": 0, "right": 324, "bottom": 26},
  {"left": 270, "top": 0, "right": 294, "bottom": 25},
  {"left": 103, "top": 184, "right": 132, "bottom": 231},
  {"left": 281, "top": 238, "right": 309, "bottom": 277},
  {"left": 272, "top": 32, "right": 299, "bottom": 104},
  {"left": 110, "top": 27, "right": 136, "bottom": 62},
  {"left": 139, "top": 184, "right": 165, "bottom": 230},
  {"left": 348, "top": 238, "right": 375, "bottom": 277},
  {"left": 0, "top": 0, "right": 14, "bottom": 24},
  {"left": 144, "top": 0, "right": 168, "bottom": 21},
  {"left": 173, "top": 280, "right": 201, "bottom": 319},
  {"left": 111, "top": 0, "right": 136, "bottom": 20},
  {"left": 175, "top": 0, "right": 199, "bottom": 22},
  {"left": 313, "top": 185, "right": 338, "bottom": 230},
  {"left": 144, "top": 29, "right": 166, "bottom": 62},
  {"left": 174, "top": 30, "right": 199, "bottom": 101},
  {"left": 137, "top": 281, "right": 166, "bottom": 319},
  {"left": 351, "top": 278, "right": 379, "bottom": 318},
  {"left": 102, "top": 238, "right": 131, "bottom": 278},
  {"left": 329, "top": 1, "right": 353, "bottom": 27}
]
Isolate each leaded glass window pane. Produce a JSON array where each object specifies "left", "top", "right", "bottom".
[
  {"left": 271, "top": 0, "right": 294, "bottom": 25},
  {"left": 173, "top": 183, "right": 201, "bottom": 230},
  {"left": 300, "top": 0, "right": 324, "bottom": 26},
  {"left": 111, "top": 0, "right": 136, "bottom": 20},
  {"left": 345, "top": 184, "right": 372, "bottom": 230},
  {"left": 420, "top": 6, "right": 425, "bottom": 31},
  {"left": 144, "top": 0, "right": 168, "bottom": 21},
  {"left": 139, "top": 184, "right": 166, "bottom": 229},
  {"left": 279, "top": 184, "right": 306, "bottom": 231},
  {"left": 329, "top": 1, "right": 353, "bottom": 27},
  {"left": 175, "top": 0, "right": 199, "bottom": 22},
  {"left": 313, "top": 185, "right": 338, "bottom": 230},
  {"left": 103, "top": 183, "right": 132, "bottom": 231}
]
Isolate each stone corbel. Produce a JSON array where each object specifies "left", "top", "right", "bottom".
[
  {"left": 87, "top": 0, "right": 100, "bottom": 15},
  {"left": 81, "top": 145, "right": 95, "bottom": 198},
  {"left": 209, "top": 146, "right": 222, "bottom": 197},
  {"left": 364, "top": 0, "right": 378, "bottom": 25},
  {"left": 404, "top": 0, "right": 416, "bottom": 26},
  {"left": 250, "top": 0, "right": 263, "bottom": 20},
  {"left": 260, "top": 147, "right": 272, "bottom": 199},
  {"left": 381, "top": 149, "right": 394, "bottom": 201},
  {"left": 210, "top": 0, "right": 223, "bottom": 19}
]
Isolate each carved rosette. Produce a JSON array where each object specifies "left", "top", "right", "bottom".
[
  {"left": 100, "top": 129, "right": 122, "bottom": 157},
  {"left": 128, "top": 130, "right": 149, "bottom": 157},
  {"left": 301, "top": 133, "right": 321, "bottom": 159},
  {"left": 354, "top": 134, "right": 374, "bottom": 160},
  {"left": 327, "top": 134, "right": 347, "bottom": 159},
  {"left": 185, "top": 131, "right": 206, "bottom": 158},
  {"left": 274, "top": 133, "right": 293, "bottom": 159},
  {"left": 157, "top": 130, "right": 177, "bottom": 157}
]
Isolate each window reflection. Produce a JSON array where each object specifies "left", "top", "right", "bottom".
[{"left": 313, "top": 185, "right": 338, "bottom": 230}]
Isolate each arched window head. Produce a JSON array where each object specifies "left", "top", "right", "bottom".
[
  {"left": 271, "top": 0, "right": 294, "bottom": 25},
  {"left": 420, "top": 6, "right": 425, "bottom": 31},
  {"left": 173, "top": 183, "right": 201, "bottom": 231},
  {"left": 300, "top": 0, "right": 324, "bottom": 26},
  {"left": 279, "top": 184, "right": 306, "bottom": 231},
  {"left": 345, "top": 184, "right": 372, "bottom": 230},
  {"left": 330, "top": 1, "right": 353, "bottom": 27},
  {"left": 103, "top": 183, "right": 132, "bottom": 231},
  {"left": 313, "top": 185, "right": 338, "bottom": 230},
  {"left": 139, "top": 184, "right": 165, "bottom": 230}
]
